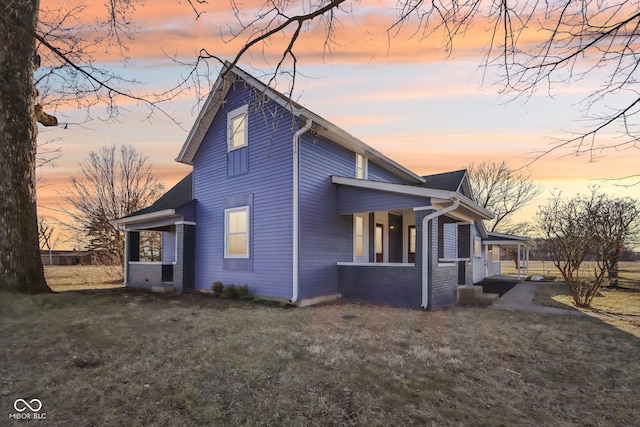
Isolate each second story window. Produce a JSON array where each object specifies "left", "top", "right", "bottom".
[
  {"left": 227, "top": 105, "right": 248, "bottom": 151},
  {"left": 356, "top": 153, "right": 367, "bottom": 179}
]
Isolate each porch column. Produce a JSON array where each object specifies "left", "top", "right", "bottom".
[
  {"left": 123, "top": 231, "right": 129, "bottom": 284},
  {"left": 517, "top": 242, "right": 521, "bottom": 280}
]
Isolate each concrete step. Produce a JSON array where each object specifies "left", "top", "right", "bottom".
[
  {"left": 457, "top": 285, "right": 484, "bottom": 305},
  {"left": 151, "top": 285, "right": 174, "bottom": 294},
  {"left": 476, "top": 293, "right": 500, "bottom": 306}
]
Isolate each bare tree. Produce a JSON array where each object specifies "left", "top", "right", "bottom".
[
  {"left": 1, "top": 0, "right": 177, "bottom": 293},
  {"left": 536, "top": 190, "right": 639, "bottom": 307},
  {"left": 61, "top": 145, "right": 165, "bottom": 265},
  {"left": 2, "top": 0, "right": 638, "bottom": 293},
  {"left": 467, "top": 160, "right": 542, "bottom": 234},
  {"left": 38, "top": 217, "right": 55, "bottom": 266},
  {"left": 588, "top": 193, "right": 640, "bottom": 288}
]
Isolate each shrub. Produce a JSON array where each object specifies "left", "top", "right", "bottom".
[
  {"left": 212, "top": 281, "right": 224, "bottom": 296},
  {"left": 223, "top": 284, "right": 239, "bottom": 299},
  {"left": 237, "top": 284, "right": 249, "bottom": 299}
]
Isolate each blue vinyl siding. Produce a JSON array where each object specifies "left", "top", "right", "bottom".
[
  {"left": 191, "top": 82, "right": 294, "bottom": 298},
  {"left": 176, "top": 200, "right": 196, "bottom": 223},
  {"left": 368, "top": 160, "right": 411, "bottom": 184},
  {"left": 227, "top": 147, "right": 248, "bottom": 176},
  {"left": 337, "top": 186, "right": 428, "bottom": 214},
  {"left": 298, "top": 133, "right": 353, "bottom": 299}
]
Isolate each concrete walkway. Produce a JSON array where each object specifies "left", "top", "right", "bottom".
[{"left": 491, "top": 281, "right": 587, "bottom": 316}]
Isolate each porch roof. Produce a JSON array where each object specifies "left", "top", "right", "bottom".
[
  {"left": 484, "top": 232, "right": 535, "bottom": 247},
  {"left": 113, "top": 173, "right": 194, "bottom": 227},
  {"left": 332, "top": 176, "right": 493, "bottom": 221}
]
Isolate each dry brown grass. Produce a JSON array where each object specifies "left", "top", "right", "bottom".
[
  {"left": 45, "top": 265, "right": 124, "bottom": 292},
  {"left": 533, "top": 281, "right": 640, "bottom": 337},
  {"left": 2, "top": 289, "right": 639, "bottom": 426}
]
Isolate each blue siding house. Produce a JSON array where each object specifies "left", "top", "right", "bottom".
[{"left": 115, "top": 64, "right": 510, "bottom": 309}]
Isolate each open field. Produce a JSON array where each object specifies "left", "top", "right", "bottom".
[
  {"left": 2, "top": 289, "right": 640, "bottom": 426},
  {"left": 44, "top": 265, "right": 124, "bottom": 292},
  {"left": 501, "top": 260, "right": 640, "bottom": 288}
]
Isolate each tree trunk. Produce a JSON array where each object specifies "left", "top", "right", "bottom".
[
  {"left": 607, "top": 251, "right": 620, "bottom": 288},
  {"left": 0, "top": 0, "right": 51, "bottom": 293}
]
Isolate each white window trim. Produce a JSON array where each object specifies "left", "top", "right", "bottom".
[
  {"left": 356, "top": 153, "right": 368, "bottom": 179},
  {"left": 474, "top": 236, "right": 482, "bottom": 258},
  {"left": 224, "top": 206, "right": 250, "bottom": 259},
  {"left": 227, "top": 105, "right": 248, "bottom": 152},
  {"left": 353, "top": 213, "right": 369, "bottom": 262}
]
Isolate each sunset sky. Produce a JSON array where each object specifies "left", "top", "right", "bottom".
[{"left": 37, "top": 0, "right": 639, "bottom": 247}]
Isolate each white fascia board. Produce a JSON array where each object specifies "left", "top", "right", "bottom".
[
  {"left": 484, "top": 239, "right": 535, "bottom": 247},
  {"left": 175, "top": 71, "right": 234, "bottom": 165},
  {"left": 332, "top": 175, "right": 446, "bottom": 198},
  {"left": 113, "top": 209, "right": 177, "bottom": 226},
  {"left": 487, "top": 231, "right": 530, "bottom": 240}
]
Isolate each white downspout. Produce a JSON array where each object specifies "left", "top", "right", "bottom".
[
  {"left": 291, "top": 119, "right": 313, "bottom": 303},
  {"left": 420, "top": 198, "right": 460, "bottom": 309}
]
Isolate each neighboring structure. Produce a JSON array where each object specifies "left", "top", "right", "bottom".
[
  {"left": 483, "top": 232, "right": 534, "bottom": 279},
  {"left": 115, "top": 63, "right": 526, "bottom": 309},
  {"left": 40, "top": 250, "right": 98, "bottom": 266}
]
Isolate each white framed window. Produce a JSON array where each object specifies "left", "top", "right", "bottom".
[
  {"left": 474, "top": 236, "right": 482, "bottom": 258},
  {"left": 442, "top": 223, "right": 458, "bottom": 259},
  {"left": 354, "top": 213, "right": 369, "bottom": 262},
  {"left": 227, "top": 105, "right": 248, "bottom": 151},
  {"left": 225, "top": 206, "right": 250, "bottom": 258},
  {"left": 356, "top": 153, "right": 367, "bottom": 179}
]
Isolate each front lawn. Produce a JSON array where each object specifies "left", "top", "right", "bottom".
[
  {"left": 2, "top": 289, "right": 639, "bottom": 426},
  {"left": 533, "top": 281, "right": 640, "bottom": 337}
]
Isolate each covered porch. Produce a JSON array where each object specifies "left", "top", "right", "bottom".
[
  {"left": 332, "top": 176, "right": 493, "bottom": 309},
  {"left": 118, "top": 213, "right": 196, "bottom": 293},
  {"left": 113, "top": 173, "right": 196, "bottom": 293},
  {"left": 484, "top": 232, "right": 535, "bottom": 280}
]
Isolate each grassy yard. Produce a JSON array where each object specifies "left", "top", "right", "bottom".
[
  {"left": 532, "top": 281, "right": 640, "bottom": 337},
  {"left": 503, "top": 260, "right": 640, "bottom": 336},
  {"left": 2, "top": 286, "right": 640, "bottom": 426}
]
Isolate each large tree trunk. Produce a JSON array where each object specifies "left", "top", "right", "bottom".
[{"left": 0, "top": 0, "right": 51, "bottom": 293}]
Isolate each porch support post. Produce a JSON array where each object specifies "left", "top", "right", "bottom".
[
  {"left": 517, "top": 242, "right": 521, "bottom": 280},
  {"left": 123, "top": 230, "right": 130, "bottom": 285}
]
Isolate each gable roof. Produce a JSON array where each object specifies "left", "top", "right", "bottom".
[
  {"left": 175, "top": 63, "right": 425, "bottom": 184},
  {"left": 420, "top": 170, "right": 467, "bottom": 192}
]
